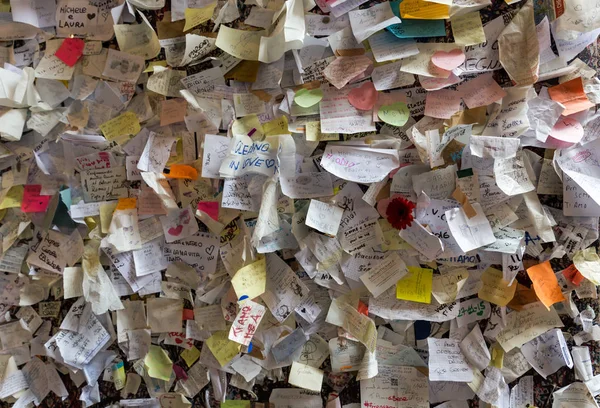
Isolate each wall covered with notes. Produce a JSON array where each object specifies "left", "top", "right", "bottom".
[{"left": 0, "top": 0, "right": 600, "bottom": 407}]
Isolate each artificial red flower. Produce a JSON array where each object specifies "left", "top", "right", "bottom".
[{"left": 386, "top": 196, "right": 416, "bottom": 230}]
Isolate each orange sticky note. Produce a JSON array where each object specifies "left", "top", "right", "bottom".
[
  {"left": 160, "top": 99, "right": 187, "bottom": 127},
  {"left": 165, "top": 164, "right": 198, "bottom": 180},
  {"left": 562, "top": 264, "right": 584, "bottom": 286},
  {"left": 548, "top": 77, "right": 595, "bottom": 116},
  {"left": 116, "top": 197, "right": 137, "bottom": 210},
  {"left": 526, "top": 261, "right": 566, "bottom": 308}
]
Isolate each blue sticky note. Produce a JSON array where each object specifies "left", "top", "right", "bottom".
[
  {"left": 387, "top": 0, "right": 446, "bottom": 38},
  {"left": 59, "top": 188, "right": 72, "bottom": 209}
]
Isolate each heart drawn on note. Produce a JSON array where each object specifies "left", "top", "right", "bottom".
[
  {"left": 168, "top": 225, "right": 183, "bottom": 236},
  {"left": 348, "top": 82, "right": 378, "bottom": 111},
  {"left": 431, "top": 49, "right": 466, "bottom": 71}
]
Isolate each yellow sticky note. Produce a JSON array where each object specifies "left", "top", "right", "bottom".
[
  {"left": 0, "top": 186, "right": 24, "bottom": 210},
  {"left": 396, "top": 267, "right": 433, "bottom": 304},
  {"left": 288, "top": 361, "right": 324, "bottom": 392},
  {"left": 400, "top": 0, "right": 449, "bottom": 19},
  {"left": 221, "top": 401, "right": 251, "bottom": 408},
  {"left": 144, "top": 60, "right": 168, "bottom": 73},
  {"left": 451, "top": 11, "right": 486, "bottom": 46},
  {"left": 205, "top": 331, "right": 241, "bottom": 367},
  {"left": 183, "top": 3, "right": 217, "bottom": 31},
  {"left": 305, "top": 121, "right": 338, "bottom": 142},
  {"left": 231, "top": 258, "right": 267, "bottom": 299},
  {"left": 478, "top": 267, "right": 517, "bottom": 306},
  {"left": 263, "top": 116, "right": 289, "bottom": 136},
  {"left": 116, "top": 197, "right": 137, "bottom": 210},
  {"left": 231, "top": 115, "right": 264, "bottom": 139},
  {"left": 99, "top": 111, "right": 140, "bottom": 144},
  {"left": 490, "top": 343, "right": 504, "bottom": 369},
  {"left": 144, "top": 345, "right": 173, "bottom": 381},
  {"left": 99, "top": 201, "right": 118, "bottom": 234},
  {"left": 181, "top": 346, "right": 201, "bottom": 367}
]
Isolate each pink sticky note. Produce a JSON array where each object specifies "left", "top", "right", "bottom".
[
  {"left": 21, "top": 185, "right": 51, "bottom": 213},
  {"left": 173, "top": 365, "right": 188, "bottom": 381},
  {"left": 55, "top": 38, "right": 85, "bottom": 67},
  {"left": 348, "top": 81, "right": 378, "bottom": 110},
  {"left": 549, "top": 117, "right": 584, "bottom": 144},
  {"left": 197, "top": 201, "right": 219, "bottom": 221},
  {"left": 431, "top": 49, "right": 466, "bottom": 71},
  {"left": 456, "top": 73, "right": 507, "bottom": 109},
  {"left": 425, "top": 89, "right": 461, "bottom": 119}
]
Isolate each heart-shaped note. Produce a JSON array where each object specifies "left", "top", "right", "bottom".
[
  {"left": 348, "top": 82, "right": 378, "bottom": 110},
  {"left": 431, "top": 49, "right": 466, "bottom": 71},
  {"left": 378, "top": 102, "right": 410, "bottom": 126},
  {"left": 295, "top": 88, "right": 323, "bottom": 108}
]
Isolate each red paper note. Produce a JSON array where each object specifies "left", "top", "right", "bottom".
[
  {"left": 21, "top": 185, "right": 51, "bottom": 213},
  {"left": 197, "top": 201, "right": 219, "bottom": 221},
  {"left": 55, "top": 38, "right": 86, "bottom": 67}
]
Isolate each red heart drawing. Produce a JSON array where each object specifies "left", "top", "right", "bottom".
[
  {"left": 168, "top": 224, "right": 183, "bottom": 236},
  {"left": 348, "top": 81, "right": 378, "bottom": 111},
  {"left": 431, "top": 49, "right": 466, "bottom": 71}
]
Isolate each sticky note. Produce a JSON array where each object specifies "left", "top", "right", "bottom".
[
  {"left": 478, "top": 267, "right": 517, "bottom": 306},
  {"left": 165, "top": 164, "right": 199, "bottom": 180},
  {"left": 221, "top": 402, "right": 251, "bottom": 408},
  {"left": 197, "top": 201, "right": 219, "bottom": 221},
  {"left": 263, "top": 116, "right": 289, "bottom": 136},
  {"left": 55, "top": 38, "right": 85, "bottom": 67},
  {"left": 451, "top": 11, "right": 486, "bottom": 46},
  {"left": 116, "top": 197, "right": 137, "bottom": 210},
  {"left": 527, "top": 261, "right": 566, "bottom": 308},
  {"left": 295, "top": 88, "right": 324, "bottom": 108},
  {"left": 378, "top": 102, "right": 410, "bottom": 126},
  {"left": 144, "top": 345, "right": 173, "bottom": 381},
  {"left": 562, "top": 264, "right": 585, "bottom": 286},
  {"left": 181, "top": 346, "right": 201, "bottom": 367},
  {"left": 306, "top": 121, "right": 338, "bottom": 142},
  {"left": 184, "top": 3, "right": 218, "bottom": 31},
  {"left": 548, "top": 77, "right": 595, "bottom": 116},
  {"left": 231, "top": 258, "right": 267, "bottom": 299},
  {"left": 205, "top": 331, "right": 241, "bottom": 367},
  {"left": 396, "top": 267, "right": 433, "bottom": 303},
  {"left": 0, "top": 185, "right": 24, "bottom": 210},
  {"left": 21, "top": 185, "right": 51, "bottom": 213},
  {"left": 99, "top": 111, "right": 141, "bottom": 144},
  {"left": 400, "top": 0, "right": 450, "bottom": 19}
]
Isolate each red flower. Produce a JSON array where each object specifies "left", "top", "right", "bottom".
[{"left": 386, "top": 196, "right": 415, "bottom": 230}]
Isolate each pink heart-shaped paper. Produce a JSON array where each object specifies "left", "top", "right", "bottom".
[
  {"left": 348, "top": 81, "right": 378, "bottom": 111},
  {"left": 431, "top": 49, "right": 466, "bottom": 71}
]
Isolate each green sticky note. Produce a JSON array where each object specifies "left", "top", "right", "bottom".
[
  {"left": 144, "top": 345, "right": 173, "bottom": 381},
  {"left": 378, "top": 102, "right": 410, "bottom": 126},
  {"left": 294, "top": 88, "right": 323, "bottom": 108},
  {"left": 221, "top": 401, "right": 251, "bottom": 408}
]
